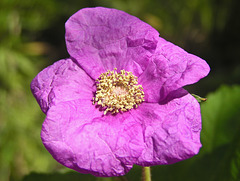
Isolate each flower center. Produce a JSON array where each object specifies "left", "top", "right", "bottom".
[{"left": 93, "top": 68, "right": 144, "bottom": 115}]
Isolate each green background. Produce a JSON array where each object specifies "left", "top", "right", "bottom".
[{"left": 0, "top": 0, "right": 240, "bottom": 180}]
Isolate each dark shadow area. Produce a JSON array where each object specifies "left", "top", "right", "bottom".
[{"left": 22, "top": 171, "right": 95, "bottom": 181}]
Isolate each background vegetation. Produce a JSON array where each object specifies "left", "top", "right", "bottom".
[{"left": 0, "top": 0, "right": 240, "bottom": 181}]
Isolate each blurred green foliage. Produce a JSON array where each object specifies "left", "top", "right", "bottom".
[{"left": 0, "top": 0, "right": 240, "bottom": 181}]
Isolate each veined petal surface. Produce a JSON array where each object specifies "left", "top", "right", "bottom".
[
  {"left": 42, "top": 100, "right": 145, "bottom": 176},
  {"left": 131, "top": 89, "right": 202, "bottom": 165},
  {"left": 65, "top": 7, "right": 159, "bottom": 79},
  {"left": 139, "top": 38, "right": 210, "bottom": 103},
  {"left": 31, "top": 58, "right": 95, "bottom": 113}
]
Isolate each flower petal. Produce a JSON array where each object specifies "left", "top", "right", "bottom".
[
  {"left": 65, "top": 7, "right": 159, "bottom": 79},
  {"left": 41, "top": 99, "right": 145, "bottom": 177},
  {"left": 140, "top": 37, "right": 210, "bottom": 102},
  {"left": 131, "top": 88, "right": 202, "bottom": 165},
  {"left": 30, "top": 58, "right": 95, "bottom": 114}
]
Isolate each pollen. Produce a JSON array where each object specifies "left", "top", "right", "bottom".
[{"left": 93, "top": 68, "right": 144, "bottom": 115}]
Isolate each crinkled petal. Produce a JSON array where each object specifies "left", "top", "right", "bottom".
[
  {"left": 41, "top": 100, "right": 145, "bottom": 177},
  {"left": 65, "top": 7, "right": 159, "bottom": 79},
  {"left": 140, "top": 37, "right": 210, "bottom": 103},
  {"left": 130, "top": 88, "right": 202, "bottom": 165},
  {"left": 30, "top": 58, "right": 95, "bottom": 113}
]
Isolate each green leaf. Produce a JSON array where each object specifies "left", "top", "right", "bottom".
[{"left": 201, "top": 85, "right": 240, "bottom": 153}]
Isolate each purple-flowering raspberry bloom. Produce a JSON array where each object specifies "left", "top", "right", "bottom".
[{"left": 31, "top": 7, "right": 210, "bottom": 177}]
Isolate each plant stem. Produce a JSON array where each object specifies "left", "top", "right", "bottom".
[{"left": 142, "top": 167, "right": 151, "bottom": 181}]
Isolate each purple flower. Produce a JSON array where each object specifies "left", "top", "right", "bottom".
[{"left": 31, "top": 7, "right": 210, "bottom": 177}]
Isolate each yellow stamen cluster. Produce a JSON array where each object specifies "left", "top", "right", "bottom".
[{"left": 93, "top": 68, "right": 144, "bottom": 115}]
